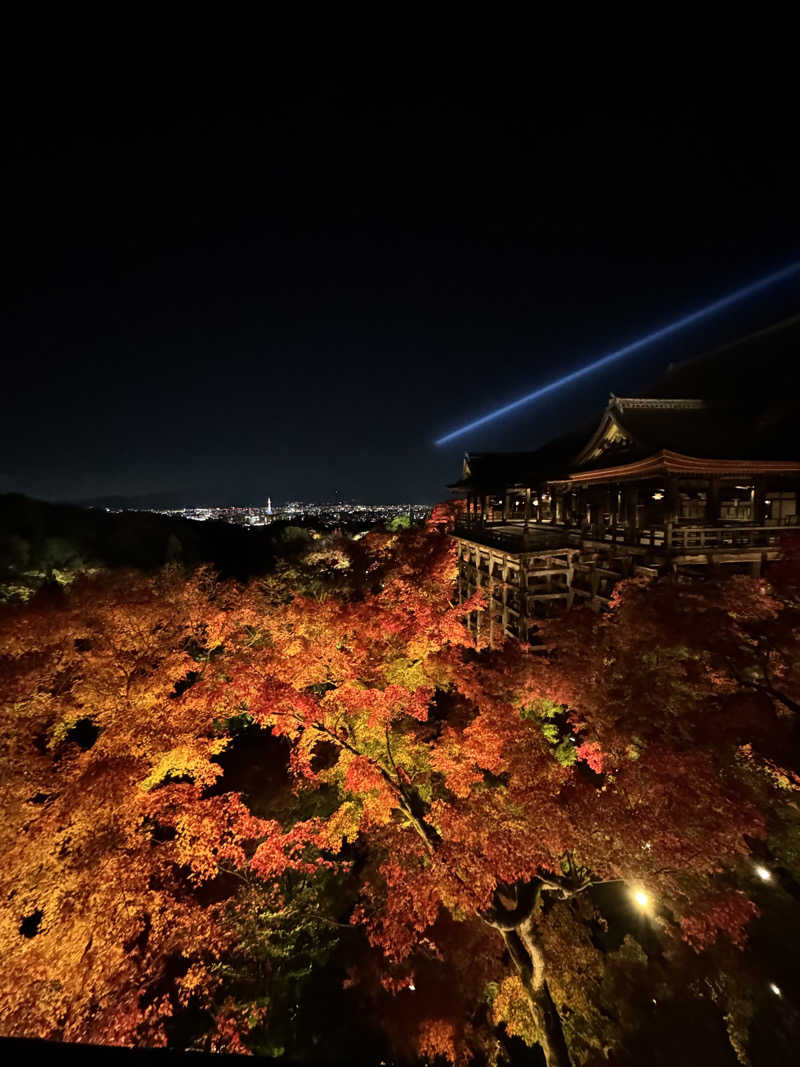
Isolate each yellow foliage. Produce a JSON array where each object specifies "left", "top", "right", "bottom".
[
  {"left": 140, "top": 740, "right": 228, "bottom": 792},
  {"left": 491, "top": 975, "right": 539, "bottom": 1046}
]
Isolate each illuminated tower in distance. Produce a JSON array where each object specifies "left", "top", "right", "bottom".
[{"left": 266, "top": 497, "right": 273, "bottom": 516}]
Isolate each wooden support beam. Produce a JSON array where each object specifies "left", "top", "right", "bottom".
[
  {"left": 488, "top": 569, "right": 494, "bottom": 647},
  {"left": 753, "top": 478, "right": 767, "bottom": 525},
  {"left": 709, "top": 478, "right": 721, "bottom": 524},
  {"left": 628, "top": 485, "right": 640, "bottom": 529},
  {"left": 666, "top": 476, "right": 681, "bottom": 524},
  {"left": 502, "top": 553, "right": 509, "bottom": 638}
]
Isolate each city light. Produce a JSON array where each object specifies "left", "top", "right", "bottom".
[
  {"left": 94, "top": 502, "right": 432, "bottom": 527},
  {"left": 754, "top": 864, "right": 772, "bottom": 882},
  {"left": 434, "top": 260, "right": 800, "bottom": 446}
]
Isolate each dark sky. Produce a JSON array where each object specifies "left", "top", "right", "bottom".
[{"left": 4, "top": 61, "right": 800, "bottom": 505}]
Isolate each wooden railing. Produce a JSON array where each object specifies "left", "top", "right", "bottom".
[
  {"left": 582, "top": 523, "right": 787, "bottom": 551},
  {"left": 455, "top": 518, "right": 794, "bottom": 554},
  {"left": 454, "top": 520, "right": 577, "bottom": 552},
  {"left": 668, "top": 525, "right": 784, "bottom": 551}
]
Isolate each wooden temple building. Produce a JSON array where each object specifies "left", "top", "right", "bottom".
[{"left": 450, "top": 316, "right": 800, "bottom": 642}]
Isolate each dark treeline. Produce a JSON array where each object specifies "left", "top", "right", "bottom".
[{"left": 0, "top": 494, "right": 318, "bottom": 592}]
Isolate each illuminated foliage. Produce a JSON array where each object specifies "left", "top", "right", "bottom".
[
  {"left": 190, "top": 510, "right": 797, "bottom": 1064},
  {"left": 1, "top": 517, "right": 798, "bottom": 1064},
  {"left": 0, "top": 567, "right": 268, "bottom": 1047}
]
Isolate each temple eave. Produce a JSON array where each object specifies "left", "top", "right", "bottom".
[{"left": 567, "top": 450, "right": 800, "bottom": 485}]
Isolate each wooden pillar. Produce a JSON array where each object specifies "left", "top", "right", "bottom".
[
  {"left": 480, "top": 554, "right": 486, "bottom": 635},
  {"left": 555, "top": 493, "right": 563, "bottom": 524},
  {"left": 523, "top": 487, "right": 531, "bottom": 530},
  {"left": 625, "top": 485, "right": 639, "bottom": 528},
  {"left": 503, "top": 492, "right": 510, "bottom": 522},
  {"left": 519, "top": 559, "right": 528, "bottom": 642},
  {"left": 753, "top": 478, "right": 766, "bottom": 525},
  {"left": 488, "top": 562, "right": 494, "bottom": 647},
  {"left": 475, "top": 552, "right": 483, "bottom": 643},
  {"left": 502, "top": 554, "right": 509, "bottom": 639},
  {"left": 565, "top": 491, "right": 574, "bottom": 527},
  {"left": 666, "top": 476, "right": 681, "bottom": 524},
  {"left": 709, "top": 478, "right": 721, "bottom": 525}
]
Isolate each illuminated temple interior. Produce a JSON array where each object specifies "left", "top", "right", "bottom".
[{"left": 450, "top": 316, "right": 800, "bottom": 641}]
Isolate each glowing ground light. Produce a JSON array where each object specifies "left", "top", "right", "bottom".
[
  {"left": 434, "top": 260, "right": 800, "bottom": 446},
  {"left": 754, "top": 863, "right": 772, "bottom": 882},
  {"left": 633, "top": 889, "right": 650, "bottom": 910},
  {"left": 769, "top": 983, "right": 782, "bottom": 997}
]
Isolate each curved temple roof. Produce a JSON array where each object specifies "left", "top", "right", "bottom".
[{"left": 450, "top": 316, "right": 800, "bottom": 494}]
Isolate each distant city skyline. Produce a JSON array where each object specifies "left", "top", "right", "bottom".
[
  {"left": 95, "top": 500, "right": 433, "bottom": 528},
  {"left": 69, "top": 491, "right": 440, "bottom": 510}
]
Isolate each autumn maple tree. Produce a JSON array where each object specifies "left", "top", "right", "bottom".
[
  {"left": 0, "top": 567, "right": 272, "bottom": 1049},
  {"left": 191, "top": 511, "right": 799, "bottom": 1065},
  {"left": 2, "top": 512, "right": 799, "bottom": 1064}
]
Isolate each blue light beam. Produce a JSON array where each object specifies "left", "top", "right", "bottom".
[{"left": 434, "top": 260, "right": 800, "bottom": 446}]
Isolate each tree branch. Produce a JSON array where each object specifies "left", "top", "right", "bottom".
[
  {"left": 480, "top": 880, "right": 541, "bottom": 929},
  {"left": 726, "top": 658, "right": 800, "bottom": 715}
]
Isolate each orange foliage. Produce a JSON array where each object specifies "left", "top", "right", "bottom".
[
  {"left": 0, "top": 568, "right": 267, "bottom": 1047},
  {"left": 2, "top": 507, "right": 799, "bottom": 1063}
]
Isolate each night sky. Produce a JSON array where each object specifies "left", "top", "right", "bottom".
[{"left": 4, "top": 63, "right": 799, "bottom": 506}]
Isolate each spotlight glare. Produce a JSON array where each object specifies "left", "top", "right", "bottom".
[
  {"left": 434, "top": 260, "right": 800, "bottom": 446},
  {"left": 769, "top": 982, "right": 782, "bottom": 997},
  {"left": 754, "top": 863, "right": 772, "bottom": 882},
  {"left": 633, "top": 889, "right": 650, "bottom": 910}
]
